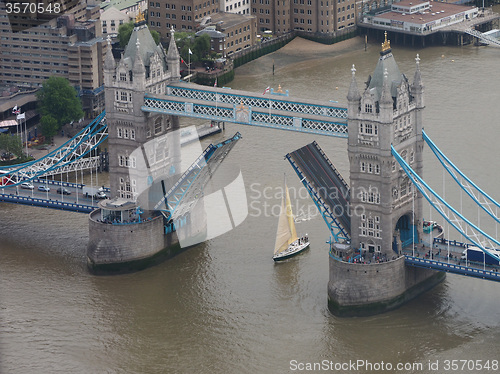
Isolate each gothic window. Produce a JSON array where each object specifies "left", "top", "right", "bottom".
[
  {"left": 368, "top": 163, "right": 373, "bottom": 173},
  {"left": 360, "top": 161, "right": 366, "bottom": 172},
  {"left": 120, "top": 91, "right": 127, "bottom": 101},
  {"left": 154, "top": 117, "right": 162, "bottom": 135},
  {"left": 117, "top": 128, "right": 122, "bottom": 138},
  {"left": 359, "top": 123, "right": 364, "bottom": 133},
  {"left": 410, "top": 151, "right": 415, "bottom": 164},
  {"left": 124, "top": 128, "right": 129, "bottom": 139},
  {"left": 365, "top": 123, "right": 373, "bottom": 134},
  {"left": 130, "top": 129, "right": 136, "bottom": 140},
  {"left": 130, "top": 156, "right": 136, "bottom": 168},
  {"left": 375, "top": 164, "right": 380, "bottom": 174},
  {"left": 120, "top": 72, "right": 127, "bottom": 81},
  {"left": 365, "top": 104, "right": 373, "bottom": 113}
]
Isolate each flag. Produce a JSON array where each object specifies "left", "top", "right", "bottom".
[
  {"left": 214, "top": 78, "right": 217, "bottom": 87},
  {"left": 262, "top": 86, "right": 270, "bottom": 95},
  {"left": 188, "top": 48, "right": 193, "bottom": 55},
  {"left": 181, "top": 58, "right": 185, "bottom": 65},
  {"left": 17, "top": 113, "right": 25, "bottom": 120},
  {"left": 12, "top": 106, "right": 20, "bottom": 114}
]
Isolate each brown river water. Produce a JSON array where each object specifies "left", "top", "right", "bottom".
[{"left": 2, "top": 14, "right": 500, "bottom": 373}]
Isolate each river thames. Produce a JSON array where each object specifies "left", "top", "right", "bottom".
[{"left": 2, "top": 21, "right": 500, "bottom": 373}]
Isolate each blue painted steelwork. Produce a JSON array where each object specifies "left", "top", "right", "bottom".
[
  {"left": 165, "top": 82, "right": 347, "bottom": 119},
  {"left": 157, "top": 132, "right": 242, "bottom": 220},
  {"left": 423, "top": 129, "right": 500, "bottom": 225},
  {"left": 391, "top": 145, "right": 500, "bottom": 264},
  {"left": 286, "top": 149, "right": 350, "bottom": 243},
  {"left": 0, "top": 111, "right": 108, "bottom": 187},
  {"left": 142, "top": 90, "right": 349, "bottom": 138},
  {"left": 0, "top": 193, "right": 95, "bottom": 213},
  {"left": 405, "top": 255, "right": 500, "bottom": 282}
]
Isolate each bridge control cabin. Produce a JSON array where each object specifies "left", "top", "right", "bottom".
[{"left": 95, "top": 198, "right": 153, "bottom": 224}]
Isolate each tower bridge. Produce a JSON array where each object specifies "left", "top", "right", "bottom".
[{"left": 1, "top": 19, "right": 499, "bottom": 306}]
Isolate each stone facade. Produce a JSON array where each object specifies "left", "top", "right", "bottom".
[
  {"left": 347, "top": 34, "right": 424, "bottom": 257},
  {"left": 328, "top": 256, "right": 445, "bottom": 316},
  {"left": 328, "top": 36, "right": 443, "bottom": 316},
  {"left": 87, "top": 210, "right": 180, "bottom": 273},
  {"left": 103, "top": 19, "right": 180, "bottom": 199},
  {"left": 87, "top": 19, "right": 189, "bottom": 273}
]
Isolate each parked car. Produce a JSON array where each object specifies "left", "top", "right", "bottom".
[
  {"left": 57, "top": 187, "right": 71, "bottom": 195},
  {"left": 38, "top": 185, "right": 50, "bottom": 192},
  {"left": 21, "top": 182, "right": 34, "bottom": 190}
]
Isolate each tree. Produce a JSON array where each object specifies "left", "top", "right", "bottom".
[
  {"left": 36, "top": 76, "right": 84, "bottom": 131},
  {"left": 118, "top": 21, "right": 160, "bottom": 48},
  {"left": 0, "top": 133, "right": 22, "bottom": 158},
  {"left": 176, "top": 33, "right": 211, "bottom": 64},
  {"left": 118, "top": 21, "right": 134, "bottom": 48},
  {"left": 40, "top": 115, "right": 58, "bottom": 143}
]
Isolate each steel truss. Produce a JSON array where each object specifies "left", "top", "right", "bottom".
[
  {"left": 142, "top": 97, "right": 348, "bottom": 138},
  {"left": 166, "top": 84, "right": 348, "bottom": 119},
  {"left": 423, "top": 130, "right": 500, "bottom": 225},
  {"left": 0, "top": 112, "right": 107, "bottom": 187},
  {"left": 392, "top": 145, "right": 500, "bottom": 264},
  {"left": 156, "top": 132, "right": 242, "bottom": 221},
  {"left": 286, "top": 153, "right": 350, "bottom": 243}
]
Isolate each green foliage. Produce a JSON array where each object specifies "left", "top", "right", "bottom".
[
  {"left": 118, "top": 21, "right": 160, "bottom": 48},
  {"left": 150, "top": 29, "right": 160, "bottom": 45},
  {"left": 175, "top": 32, "right": 211, "bottom": 64},
  {"left": 36, "top": 76, "right": 84, "bottom": 130},
  {"left": 118, "top": 21, "right": 134, "bottom": 48},
  {"left": 40, "top": 115, "right": 58, "bottom": 141},
  {"left": 0, "top": 133, "right": 23, "bottom": 158}
]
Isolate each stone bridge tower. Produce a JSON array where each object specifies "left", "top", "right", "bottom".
[
  {"left": 346, "top": 33, "right": 425, "bottom": 256},
  {"left": 103, "top": 16, "right": 181, "bottom": 200}
]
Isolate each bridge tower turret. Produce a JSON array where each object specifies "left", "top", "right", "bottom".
[
  {"left": 103, "top": 15, "right": 181, "bottom": 200},
  {"left": 347, "top": 33, "right": 425, "bottom": 257}
]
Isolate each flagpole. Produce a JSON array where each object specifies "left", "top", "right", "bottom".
[{"left": 188, "top": 50, "right": 191, "bottom": 83}]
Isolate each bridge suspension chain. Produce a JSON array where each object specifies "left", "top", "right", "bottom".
[
  {"left": 392, "top": 145, "right": 500, "bottom": 263},
  {"left": 0, "top": 111, "right": 107, "bottom": 187},
  {"left": 423, "top": 130, "right": 500, "bottom": 225}
]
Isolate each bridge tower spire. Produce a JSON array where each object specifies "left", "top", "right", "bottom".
[{"left": 347, "top": 37, "right": 425, "bottom": 257}]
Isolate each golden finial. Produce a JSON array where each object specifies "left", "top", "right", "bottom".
[
  {"left": 277, "top": 84, "right": 284, "bottom": 93},
  {"left": 135, "top": 5, "right": 145, "bottom": 23},
  {"left": 381, "top": 31, "right": 391, "bottom": 52}
]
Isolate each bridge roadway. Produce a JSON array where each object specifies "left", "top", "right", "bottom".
[
  {"left": 403, "top": 238, "right": 500, "bottom": 282},
  {"left": 286, "top": 141, "right": 351, "bottom": 240},
  {"left": 142, "top": 82, "right": 348, "bottom": 138},
  {"left": 0, "top": 179, "right": 104, "bottom": 213}
]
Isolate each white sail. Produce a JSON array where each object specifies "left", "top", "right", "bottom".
[
  {"left": 274, "top": 181, "right": 298, "bottom": 255},
  {"left": 285, "top": 182, "right": 298, "bottom": 245},
  {"left": 274, "top": 194, "right": 291, "bottom": 255}
]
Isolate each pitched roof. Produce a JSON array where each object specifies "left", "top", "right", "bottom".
[{"left": 122, "top": 23, "right": 166, "bottom": 70}]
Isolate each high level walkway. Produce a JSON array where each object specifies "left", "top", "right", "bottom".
[
  {"left": 286, "top": 141, "right": 350, "bottom": 242},
  {"left": 142, "top": 82, "right": 348, "bottom": 138}
]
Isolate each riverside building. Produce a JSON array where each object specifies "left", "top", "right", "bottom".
[{"left": 0, "top": 0, "right": 106, "bottom": 117}]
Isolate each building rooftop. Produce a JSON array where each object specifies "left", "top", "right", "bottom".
[
  {"left": 209, "top": 12, "right": 255, "bottom": 30},
  {"left": 376, "top": 1, "right": 476, "bottom": 25},
  {"left": 100, "top": 0, "right": 140, "bottom": 12}
]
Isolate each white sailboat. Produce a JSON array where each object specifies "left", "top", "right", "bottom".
[{"left": 273, "top": 177, "right": 310, "bottom": 261}]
